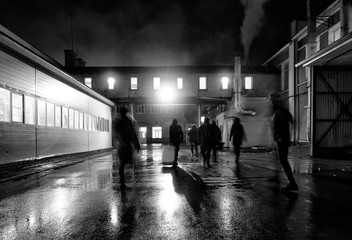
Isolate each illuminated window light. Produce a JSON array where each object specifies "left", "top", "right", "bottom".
[
  {"left": 85, "top": 78, "right": 92, "bottom": 88},
  {"left": 177, "top": 78, "right": 183, "bottom": 89},
  {"left": 221, "top": 76, "right": 229, "bottom": 89},
  {"left": 201, "top": 116, "right": 205, "bottom": 123},
  {"left": 154, "top": 77, "right": 160, "bottom": 89},
  {"left": 199, "top": 77, "right": 207, "bottom": 90},
  {"left": 131, "top": 77, "right": 138, "bottom": 90},
  {"left": 108, "top": 77, "right": 115, "bottom": 90},
  {"left": 245, "top": 76, "right": 253, "bottom": 89}
]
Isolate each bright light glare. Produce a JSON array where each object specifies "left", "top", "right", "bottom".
[{"left": 158, "top": 87, "right": 175, "bottom": 102}]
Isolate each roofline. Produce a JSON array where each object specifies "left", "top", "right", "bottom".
[
  {"left": 262, "top": 43, "right": 290, "bottom": 66},
  {"left": 0, "top": 24, "right": 115, "bottom": 107}
]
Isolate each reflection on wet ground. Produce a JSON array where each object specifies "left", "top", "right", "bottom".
[{"left": 0, "top": 145, "right": 352, "bottom": 239}]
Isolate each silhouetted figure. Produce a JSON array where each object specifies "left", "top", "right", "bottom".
[
  {"left": 198, "top": 117, "right": 212, "bottom": 167},
  {"left": 270, "top": 94, "right": 298, "bottom": 192},
  {"left": 169, "top": 119, "right": 184, "bottom": 168},
  {"left": 188, "top": 125, "right": 199, "bottom": 158},
  {"left": 114, "top": 106, "right": 140, "bottom": 191},
  {"left": 229, "top": 117, "right": 247, "bottom": 163},
  {"left": 211, "top": 121, "right": 221, "bottom": 162}
]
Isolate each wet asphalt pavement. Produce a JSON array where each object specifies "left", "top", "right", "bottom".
[{"left": 0, "top": 144, "right": 352, "bottom": 240}]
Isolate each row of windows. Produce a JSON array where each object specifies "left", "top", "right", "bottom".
[
  {"left": 135, "top": 105, "right": 178, "bottom": 114},
  {"left": 84, "top": 76, "right": 254, "bottom": 91},
  {"left": 0, "top": 87, "right": 109, "bottom": 132}
]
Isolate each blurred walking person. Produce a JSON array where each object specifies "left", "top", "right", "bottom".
[
  {"left": 211, "top": 121, "right": 221, "bottom": 162},
  {"left": 198, "top": 117, "right": 212, "bottom": 167},
  {"left": 270, "top": 93, "right": 298, "bottom": 192},
  {"left": 229, "top": 117, "right": 247, "bottom": 163},
  {"left": 169, "top": 119, "right": 184, "bottom": 168},
  {"left": 188, "top": 125, "right": 199, "bottom": 159},
  {"left": 114, "top": 106, "right": 140, "bottom": 191}
]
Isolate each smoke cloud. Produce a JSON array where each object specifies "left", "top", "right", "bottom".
[{"left": 240, "top": 0, "right": 268, "bottom": 63}]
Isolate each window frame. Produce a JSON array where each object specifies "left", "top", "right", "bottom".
[
  {"left": 199, "top": 76, "right": 207, "bottom": 90},
  {"left": 244, "top": 76, "right": 253, "bottom": 90},
  {"left": 153, "top": 77, "right": 160, "bottom": 90},
  {"left": 130, "top": 77, "right": 138, "bottom": 90}
]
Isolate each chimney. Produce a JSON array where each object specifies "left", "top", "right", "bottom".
[
  {"left": 307, "top": 0, "right": 317, "bottom": 56},
  {"left": 64, "top": 49, "right": 77, "bottom": 67},
  {"left": 232, "top": 52, "right": 256, "bottom": 116}
]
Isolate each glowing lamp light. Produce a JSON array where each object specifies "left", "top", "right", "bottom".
[{"left": 158, "top": 87, "right": 175, "bottom": 103}]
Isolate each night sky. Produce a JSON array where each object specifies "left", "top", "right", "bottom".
[{"left": 0, "top": 0, "right": 334, "bottom": 67}]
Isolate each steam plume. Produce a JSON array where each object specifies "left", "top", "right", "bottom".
[{"left": 240, "top": 0, "right": 268, "bottom": 63}]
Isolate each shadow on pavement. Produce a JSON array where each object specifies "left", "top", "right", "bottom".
[{"left": 162, "top": 166, "right": 205, "bottom": 214}]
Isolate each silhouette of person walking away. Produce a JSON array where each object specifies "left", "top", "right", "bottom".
[
  {"left": 114, "top": 106, "right": 140, "bottom": 191},
  {"left": 229, "top": 117, "right": 247, "bottom": 163},
  {"left": 198, "top": 117, "right": 212, "bottom": 167},
  {"left": 169, "top": 119, "right": 183, "bottom": 168},
  {"left": 188, "top": 125, "right": 199, "bottom": 158},
  {"left": 270, "top": 93, "right": 298, "bottom": 192}
]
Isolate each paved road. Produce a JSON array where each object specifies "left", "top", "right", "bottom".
[{"left": 0, "top": 145, "right": 351, "bottom": 239}]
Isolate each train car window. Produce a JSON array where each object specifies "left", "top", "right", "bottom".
[
  {"left": 88, "top": 114, "right": 92, "bottom": 131},
  {"left": 74, "top": 110, "right": 79, "bottom": 129},
  {"left": 107, "top": 119, "right": 109, "bottom": 132},
  {"left": 55, "top": 105, "right": 61, "bottom": 127},
  {"left": 46, "top": 102, "right": 54, "bottom": 127},
  {"left": 37, "top": 99, "right": 46, "bottom": 126},
  {"left": 12, "top": 93, "right": 23, "bottom": 122},
  {"left": 79, "top": 112, "right": 84, "bottom": 130},
  {"left": 24, "top": 95, "right": 35, "bottom": 124},
  {"left": 92, "top": 116, "right": 96, "bottom": 131},
  {"left": 0, "top": 88, "right": 11, "bottom": 122},
  {"left": 69, "top": 109, "right": 74, "bottom": 129},
  {"left": 62, "top": 107, "right": 68, "bottom": 128}
]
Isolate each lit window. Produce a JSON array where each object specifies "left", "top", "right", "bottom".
[
  {"left": 201, "top": 116, "right": 205, "bottom": 123},
  {"left": 46, "top": 102, "right": 54, "bottom": 126},
  {"left": 136, "top": 105, "right": 145, "bottom": 114},
  {"left": 79, "top": 112, "right": 84, "bottom": 129},
  {"left": 199, "top": 77, "right": 207, "bottom": 90},
  {"left": 69, "top": 108, "right": 74, "bottom": 129},
  {"left": 24, "top": 95, "right": 35, "bottom": 124},
  {"left": 167, "top": 105, "right": 177, "bottom": 114},
  {"left": 55, "top": 105, "right": 61, "bottom": 127},
  {"left": 177, "top": 78, "right": 183, "bottom": 89},
  {"left": 153, "top": 77, "right": 160, "bottom": 90},
  {"left": 84, "top": 113, "right": 88, "bottom": 130},
  {"left": 245, "top": 76, "right": 253, "bottom": 89},
  {"left": 62, "top": 107, "right": 68, "bottom": 128},
  {"left": 12, "top": 93, "right": 23, "bottom": 122},
  {"left": 85, "top": 78, "right": 92, "bottom": 88},
  {"left": 152, "top": 126, "right": 162, "bottom": 138},
  {"left": 221, "top": 77, "right": 229, "bottom": 89},
  {"left": 0, "top": 88, "right": 10, "bottom": 122},
  {"left": 92, "top": 116, "right": 96, "bottom": 131},
  {"left": 74, "top": 110, "right": 79, "bottom": 129},
  {"left": 131, "top": 77, "right": 138, "bottom": 90},
  {"left": 139, "top": 127, "right": 147, "bottom": 138},
  {"left": 37, "top": 99, "right": 46, "bottom": 126},
  {"left": 108, "top": 77, "right": 115, "bottom": 90},
  {"left": 151, "top": 105, "right": 161, "bottom": 114}
]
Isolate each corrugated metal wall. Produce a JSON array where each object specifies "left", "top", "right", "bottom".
[{"left": 313, "top": 67, "right": 352, "bottom": 158}]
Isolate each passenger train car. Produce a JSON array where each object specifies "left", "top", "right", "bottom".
[{"left": 0, "top": 25, "right": 114, "bottom": 164}]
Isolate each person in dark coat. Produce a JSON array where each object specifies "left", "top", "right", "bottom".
[
  {"left": 229, "top": 117, "right": 247, "bottom": 163},
  {"left": 169, "top": 119, "right": 183, "bottom": 168},
  {"left": 198, "top": 117, "right": 212, "bottom": 167},
  {"left": 114, "top": 106, "right": 141, "bottom": 191},
  {"left": 211, "top": 121, "right": 221, "bottom": 162},
  {"left": 270, "top": 94, "right": 298, "bottom": 192},
  {"left": 188, "top": 125, "right": 199, "bottom": 158}
]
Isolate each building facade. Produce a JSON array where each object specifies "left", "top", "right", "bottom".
[
  {"left": 263, "top": 0, "right": 352, "bottom": 158},
  {"left": 66, "top": 57, "right": 279, "bottom": 148}
]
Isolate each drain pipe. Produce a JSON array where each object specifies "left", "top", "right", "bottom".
[{"left": 233, "top": 53, "right": 256, "bottom": 116}]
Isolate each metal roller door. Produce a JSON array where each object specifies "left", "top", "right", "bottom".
[{"left": 312, "top": 67, "right": 352, "bottom": 159}]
